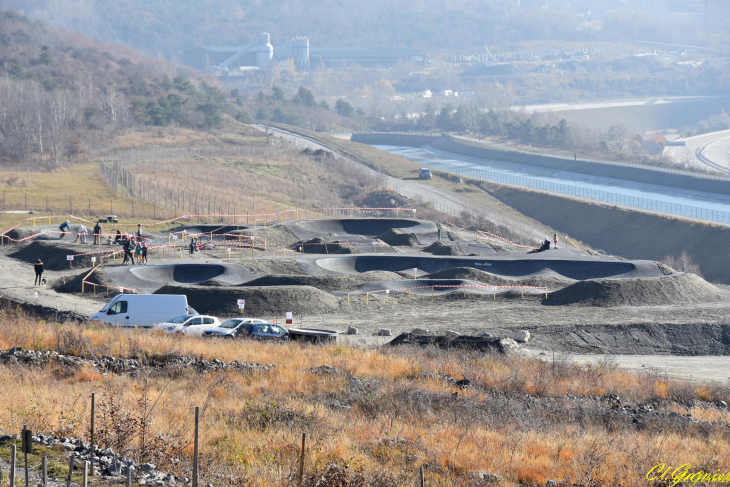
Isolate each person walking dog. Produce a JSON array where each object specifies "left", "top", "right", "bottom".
[{"left": 34, "top": 259, "right": 44, "bottom": 286}]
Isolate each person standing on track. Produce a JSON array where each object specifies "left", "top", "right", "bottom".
[
  {"left": 553, "top": 233, "right": 559, "bottom": 249},
  {"left": 135, "top": 242, "right": 143, "bottom": 264},
  {"left": 76, "top": 224, "right": 88, "bottom": 244},
  {"left": 122, "top": 239, "right": 133, "bottom": 265},
  {"left": 93, "top": 222, "right": 102, "bottom": 245},
  {"left": 34, "top": 259, "right": 44, "bottom": 286},
  {"left": 142, "top": 243, "right": 148, "bottom": 264},
  {"left": 437, "top": 228, "right": 442, "bottom": 242},
  {"left": 189, "top": 238, "right": 195, "bottom": 255}
]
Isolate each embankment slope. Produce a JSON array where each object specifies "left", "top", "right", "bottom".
[{"left": 488, "top": 185, "right": 730, "bottom": 284}]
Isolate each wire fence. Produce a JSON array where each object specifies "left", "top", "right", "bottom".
[
  {"left": 403, "top": 155, "right": 730, "bottom": 224},
  {"left": 444, "top": 135, "right": 730, "bottom": 181}
]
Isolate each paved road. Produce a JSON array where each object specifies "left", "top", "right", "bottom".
[
  {"left": 550, "top": 353, "right": 730, "bottom": 385},
  {"left": 664, "top": 129, "right": 730, "bottom": 172},
  {"left": 254, "top": 125, "right": 545, "bottom": 242}
]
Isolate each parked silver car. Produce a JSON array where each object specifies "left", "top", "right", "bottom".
[{"left": 202, "top": 318, "right": 267, "bottom": 338}]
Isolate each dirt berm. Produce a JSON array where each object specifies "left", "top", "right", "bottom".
[
  {"left": 422, "top": 242, "right": 464, "bottom": 256},
  {"left": 427, "top": 267, "right": 575, "bottom": 291},
  {"left": 53, "top": 268, "right": 121, "bottom": 301},
  {"left": 243, "top": 260, "right": 309, "bottom": 276},
  {"left": 378, "top": 228, "right": 420, "bottom": 247},
  {"left": 389, "top": 333, "right": 526, "bottom": 356},
  {"left": 544, "top": 273, "right": 727, "bottom": 307},
  {"left": 242, "top": 271, "right": 404, "bottom": 292},
  {"left": 10, "top": 241, "right": 100, "bottom": 270},
  {"left": 154, "top": 284, "right": 341, "bottom": 316},
  {"left": 297, "top": 237, "right": 355, "bottom": 254}
]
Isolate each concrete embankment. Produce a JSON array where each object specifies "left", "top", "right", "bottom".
[
  {"left": 487, "top": 184, "right": 730, "bottom": 284},
  {"left": 351, "top": 133, "right": 439, "bottom": 148},
  {"left": 430, "top": 137, "right": 730, "bottom": 198}
]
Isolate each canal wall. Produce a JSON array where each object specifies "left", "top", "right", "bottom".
[
  {"left": 430, "top": 138, "right": 730, "bottom": 198},
  {"left": 487, "top": 183, "right": 730, "bottom": 284}
]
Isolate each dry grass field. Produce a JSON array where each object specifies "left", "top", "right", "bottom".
[{"left": 1, "top": 312, "right": 728, "bottom": 487}]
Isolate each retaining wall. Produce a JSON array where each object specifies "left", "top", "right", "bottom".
[
  {"left": 487, "top": 184, "right": 730, "bottom": 284},
  {"left": 431, "top": 138, "right": 730, "bottom": 198},
  {"left": 351, "top": 133, "right": 438, "bottom": 147}
]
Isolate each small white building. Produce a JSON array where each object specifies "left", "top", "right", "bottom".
[{"left": 421, "top": 90, "right": 433, "bottom": 98}]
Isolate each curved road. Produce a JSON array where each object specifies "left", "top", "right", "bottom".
[{"left": 665, "top": 129, "right": 730, "bottom": 172}]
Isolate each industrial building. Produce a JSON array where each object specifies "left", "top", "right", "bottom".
[{"left": 183, "top": 35, "right": 426, "bottom": 73}]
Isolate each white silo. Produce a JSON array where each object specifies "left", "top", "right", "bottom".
[{"left": 256, "top": 32, "right": 274, "bottom": 70}]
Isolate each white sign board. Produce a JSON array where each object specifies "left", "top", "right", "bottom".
[
  {"left": 386, "top": 289, "right": 390, "bottom": 294},
  {"left": 286, "top": 312, "right": 292, "bottom": 320},
  {"left": 91, "top": 257, "right": 96, "bottom": 263},
  {"left": 119, "top": 287, "right": 124, "bottom": 293},
  {"left": 173, "top": 235, "right": 178, "bottom": 240},
  {"left": 66, "top": 255, "right": 74, "bottom": 261},
  {"left": 237, "top": 299, "right": 246, "bottom": 309},
  {"left": 413, "top": 268, "right": 417, "bottom": 273},
  {"left": 372, "top": 241, "right": 377, "bottom": 246},
  {"left": 34, "top": 292, "right": 38, "bottom": 298}
]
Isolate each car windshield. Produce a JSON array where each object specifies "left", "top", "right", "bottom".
[
  {"left": 169, "top": 315, "right": 194, "bottom": 324},
  {"left": 220, "top": 319, "right": 241, "bottom": 329}
]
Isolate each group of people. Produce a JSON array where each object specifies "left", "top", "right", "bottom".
[
  {"left": 117, "top": 232, "right": 148, "bottom": 265},
  {"left": 57, "top": 221, "right": 106, "bottom": 245}
]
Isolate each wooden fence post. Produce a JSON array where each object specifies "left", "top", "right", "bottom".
[{"left": 297, "top": 433, "right": 306, "bottom": 487}]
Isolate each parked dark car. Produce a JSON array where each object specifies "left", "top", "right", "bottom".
[{"left": 248, "top": 323, "right": 289, "bottom": 340}]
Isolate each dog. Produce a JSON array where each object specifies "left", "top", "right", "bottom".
[{"left": 41, "top": 276, "right": 47, "bottom": 286}]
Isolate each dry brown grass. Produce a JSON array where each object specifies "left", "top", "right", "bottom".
[{"left": 1, "top": 311, "right": 729, "bottom": 487}]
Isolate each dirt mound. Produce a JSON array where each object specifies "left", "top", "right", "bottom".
[
  {"left": 10, "top": 241, "right": 100, "bottom": 270},
  {"left": 427, "top": 267, "right": 574, "bottom": 291},
  {"left": 389, "top": 333, "right": 526, "bottom": 356},
  {"left": 4, "top": 226, "right": 46, "bottom": 241},
  {"left": 238, "top": 224, "right": 300, "bottom": 246},
  {"left": 545, "top": 273, "right": 727, "bottom": 307},
  {"left": 358, "top": 188, "right": 409, "bottom": 209},
  {"left": 422, "top": 242, "right": 464, "bottom": 256},
  {"left": 243, "top": 260, "right": 308, "bottom": 276},
  {"left": 242, "top": 271, "right": 403, "bottom": 292},
  {"left": 53, "top": 268, "right": 120, "bottom": 300},
  {"left": 297, "top": 237, "right": 355, "bottom": 254},
  {"left": 155, "top": 284, "right": 341, "bottom": 316},
  {"left": 378, "top": 228, "right": 419, "bottom": 247}
]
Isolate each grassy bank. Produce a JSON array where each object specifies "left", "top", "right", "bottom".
[{"left": 1, "top": 313, "right": 728, "bottom": 487}]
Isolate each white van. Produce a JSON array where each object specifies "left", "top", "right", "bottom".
[{"left": 89, "top": 294, "right": 197, "bottom": 328}]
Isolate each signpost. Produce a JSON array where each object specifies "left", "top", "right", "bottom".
[
  {"left": 237, "top": 299, "right": 245, "bottom": 310},
  {"left": 67, "top": 255, "right": 74, "bottom": 268},
  {"left": 286, "top": 312, "right": 293, "bottom": 324}
]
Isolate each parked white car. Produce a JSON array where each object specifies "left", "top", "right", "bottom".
[
  {"left": 202, "top": 318, "right": 267, "bottom": 338},
  {"left": 154, "top": 315, "right": 221, "bottom": 336}
]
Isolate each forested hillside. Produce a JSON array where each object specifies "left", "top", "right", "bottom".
[
  {"left": 0, "top": 11, "right": 235, "bottom": 167},
  {"left": 2, "top": 0, "right": 728, "bottom": 60}
]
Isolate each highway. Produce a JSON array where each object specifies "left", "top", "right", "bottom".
[{"left": 664, "top": 129, "right": 730, "bottom": 173}]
